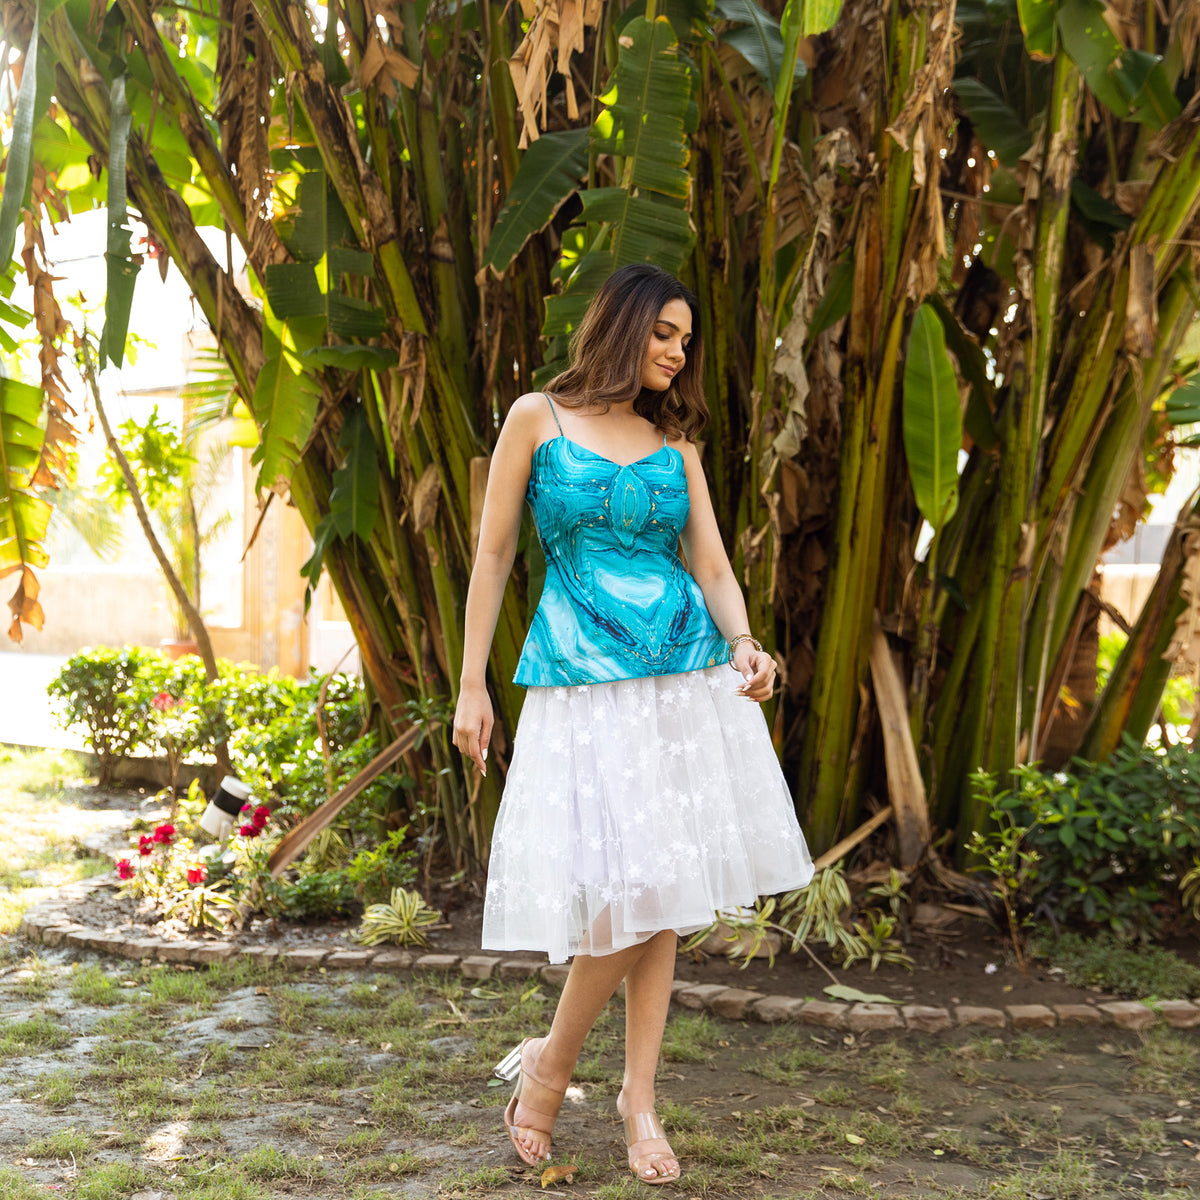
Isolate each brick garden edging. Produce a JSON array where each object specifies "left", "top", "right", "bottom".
[{"left": 17, "top": 876, "right": 1200, "bottom": 1036}]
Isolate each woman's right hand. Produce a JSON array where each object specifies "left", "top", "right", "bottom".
[{"left": 452, "top": 683, "right": 493, "bottom": 778}]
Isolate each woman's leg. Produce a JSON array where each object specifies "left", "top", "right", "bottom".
[
  {"left": 617, "top": 929, "right": 679, "bottom": 1180},
  {"left": 511, "top": 937, "right": 648, "bottom": 1162}
]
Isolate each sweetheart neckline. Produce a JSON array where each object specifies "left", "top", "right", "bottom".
[{"left": 536, "top": 435, "right": 678, "bottom": 470}]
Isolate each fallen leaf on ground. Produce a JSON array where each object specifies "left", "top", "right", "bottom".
[
  {"left": 824, "top": 983, "right": 899, "bottom": 1004},
  {"left": 539, "top": 1163, "right": 577, "bottom": 1187}
]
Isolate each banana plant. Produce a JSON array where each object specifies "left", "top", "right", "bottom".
[{"left": 2, "top": 0, "right": 1198, "bottom": 871}]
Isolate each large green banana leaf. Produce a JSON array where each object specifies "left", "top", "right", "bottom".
[{"left": 903, "top": 304, "right": 962, "bottom": 529}]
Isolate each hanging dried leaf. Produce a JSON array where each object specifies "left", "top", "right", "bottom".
[
  {"left": 358, "top": 31, "right": 419, "bottom": 96},
  {"left": 411, "top": 462, "right": 441, "bottom": 533},
  {"left": 508, "top": 0, "right": 603, "bottom": 146}
]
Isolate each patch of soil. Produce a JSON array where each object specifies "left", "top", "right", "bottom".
[{"left": 0, "top": 947, "right": 1197, "bottom": 1200}]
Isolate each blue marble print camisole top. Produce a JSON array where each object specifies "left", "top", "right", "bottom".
[{"left": 512, "top": 395, "right": 728, "bottom": 687}]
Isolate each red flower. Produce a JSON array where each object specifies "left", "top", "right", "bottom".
[
  {"left": 151, "top": 691, "right": 176, "bottom": 711},
  {"left": 187, "top": 865, "right": 207, "bottom": 885},
  {"left": 138, "top": 835, "right": 155, "bottom": 857},
  {"left": 252, "top": 805, "right": 270, "bottom": 828},
  {"left": 240, "top": 803, "right": 252, "bottom": 813},
  {"left": 239, "top": 824, "right": 260, "bottom": 838},
  {"left": 117, "top": 859, "right": 135, "bottom": 880},
  {"left": 152, "top": 824, "right": 175, "bottom": 844}
]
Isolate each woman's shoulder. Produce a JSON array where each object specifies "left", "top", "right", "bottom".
[
  {"left": 665, "top": 430, "right": 701, "bottom": 461},
  {"left": 498, "top": 391, "right": 557, "bottom": 444}
]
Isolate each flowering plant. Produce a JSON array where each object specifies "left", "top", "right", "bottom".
[{"left": 118, "top": 806, "right": 239, "bottom": 932}]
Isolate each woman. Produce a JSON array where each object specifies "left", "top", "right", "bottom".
[{"left": 453, "top": 264, "right": 813, "bottom": 1185}]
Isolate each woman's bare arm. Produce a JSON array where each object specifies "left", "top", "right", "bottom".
[
  {"left": 677, "top": 440, "right": 776, "bottom": 702},
  {"left": 453, "top": 394, "right": 545, "bottom": 773}
]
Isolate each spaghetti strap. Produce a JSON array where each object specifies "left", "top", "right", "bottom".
[{"left": 543, "top": 392, "right": 565, "bottom": 436}]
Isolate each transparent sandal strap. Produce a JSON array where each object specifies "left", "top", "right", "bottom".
[{"left": 624, "top": 1111, "right": 667, "bottom": 1143}]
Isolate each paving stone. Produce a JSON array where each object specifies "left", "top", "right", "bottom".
[
  {"left": 460, "top": 955, "right": 503, "bottom": 981},
  {"left": 901, "top": 1005, "right": 953, "bottom": 1033},
  {"left": 41, "top": 923, "right": 84, "bottom": 947},
  {"left": 371, "top": 950, "right": 414, "bottom": 971},
  {"left": 848, "top": 1003, "right": 903, "bottom": 1032},
  {"left": 17, "top": 915, "right": 43, "bottom": 939},
  {"left": 190, "top": 943, "right": 237, "bottom": 964},
  {"left": 670, "top": 979, "right": 696, "bottom": 999},
  {"left": 121, "top": 938, "right": 166, "bottom": 960},
  {"left": 1053, "top": 1003, "right": 1104, "bottom": 1026},
  {"left": 1157, "top": 1000, "right": 1200, "bottom": 1029},
  {"left": 1007, "top": 1004, "right": 1056, "bottom": 1029},
  {"left": 1099, "top": 1001, "right": 1157, "bottom": 1031},
  {"left": 540, "top": 964, "right": 571, "bottom": 987},
  {"left": 498, "top": 959, "right": 544, "bottom": 981},
  {"left": 325, "top": 950, "right": 377, "bottom": 970},
  {"left": 57, "top": 926, "right": 93, "bottom": 949},
  {"left": 84, "top": 932, "right": 129, "bottom": 955},
  {"left": 1007, "top": 1003, "right": 1059, "bottom": 1029},
  {"left": 675, "top": 983, "right": 730, "bottom": 1011},
  {"left": 751, "top": 995, "right": 807, "bottom": 1023},
  {"left": 237, "top": 945, "right": 281, "bottom": 963},
  {"left": 413, "top": 953, "right": 462, "bottom": 974},
  {"left": 798, "top": 1000, "right": 850, "bottom": 1029},
  {"left": 709, "top": 988, "right": 764, "bottom": 1020},
  {"left": 283, "top": 947, "right": 329, "bottom": 970},
  {"left": 955, "top": 1005, "right": 1006, "bottom": 1029},
  {"left": 158, "top": 941, "right": 207, "bottom": 963}
]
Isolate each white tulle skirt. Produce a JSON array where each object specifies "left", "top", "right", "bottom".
[{"left": 481, "top": 665, "right": 814, "bottom": 964}]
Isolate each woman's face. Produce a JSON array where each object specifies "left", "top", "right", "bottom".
[{"left": 640, "top": 298, "right": 692, "bottom": 392}]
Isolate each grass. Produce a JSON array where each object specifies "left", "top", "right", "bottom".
[
  {"left": 24, "top": 1127, "right": 92, "bottom": 1158},
  {"left": 661, "top": 1011, "right": 723, "bottom": 1062},
  {"left": 238, "top": 1145, "right": 320, "bottom": 1181},
  {"left": 1033, "top": 930, "right": 1200, "bottom": 999},
  {"left": 75, "top": 1162, "right": 152, "bottom": 1200},
  {"left": 985, "top": 1148, "right": 1097, "bottom": 1199},
  {"left": 0, "top": 749, "right": 112, "bottom": 934},
  {"left": 338, "top": 1128, "right": 385, "bottom": 1155},
  {"left": 342, "top": 1152, "right": 425, "bottom": 1182},
  {"left": 70, "top": 963, "right": 124, "bottom": 1006},
  {"left": 10, "top": 955, "right": 54, "bottom": 999},
  {"left": 432, "top": 1165, "right": 510, "bottom": 1195},
  {"left": 0, "top": 1013, "right": 74, "bottom": 1053},
  {"left": 26, "top": 1068, "right": 76, "bottom": 1108},
  {"left": 1127, "top": 1028, "right": 1200, "bottom": 1097},
  {"left": 189, "top": 1083, "right": 236, "bottom": 1120},
  {"left": 139, "top": 965, "right": 216, "bottom": 1010},
  {"left": 0, "top": 1166, "right": 50, "bottom": 1200}
]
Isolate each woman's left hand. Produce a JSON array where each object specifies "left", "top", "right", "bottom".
[{"left": 733, "top": 644, "right": 776, "bottom": 703}]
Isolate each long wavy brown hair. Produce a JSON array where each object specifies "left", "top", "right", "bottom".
[{"left": 546, "top": 265, "right": 709, "bottom": 440}]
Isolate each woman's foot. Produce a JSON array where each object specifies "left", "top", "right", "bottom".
[
  {"left": 617, "top": 1090, "right": 680, "bottom": 1185},
  {"left": 503, "top": 1037, "right": 568, "bottom": 1165}
]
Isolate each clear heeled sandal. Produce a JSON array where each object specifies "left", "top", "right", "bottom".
[
  {"left": 494, "top": 1038, "right": 565, "bottom": 1167},
  {"left": 622, "top": 1108, "right": 680, "bottom": 1186}
]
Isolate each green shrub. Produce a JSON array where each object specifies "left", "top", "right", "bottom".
[
  {"left": 53, "top": 646, "right": 422, "bottom": 925},
  {"left": 271, "top": 870, "right": 358, "bottom": 920},
  {"left": 978, "top": 738, "right": 1200, "bottom": 938},
  {"left": 1032, "top": 931, "right": 1200, "bottom": 999},
  {"left": 47, "top": 646, "right": 154, "bottom": 783}
]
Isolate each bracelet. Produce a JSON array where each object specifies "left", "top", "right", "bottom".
[{"left": 727, "top": 633, "right": 763, "bottom": 667}]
